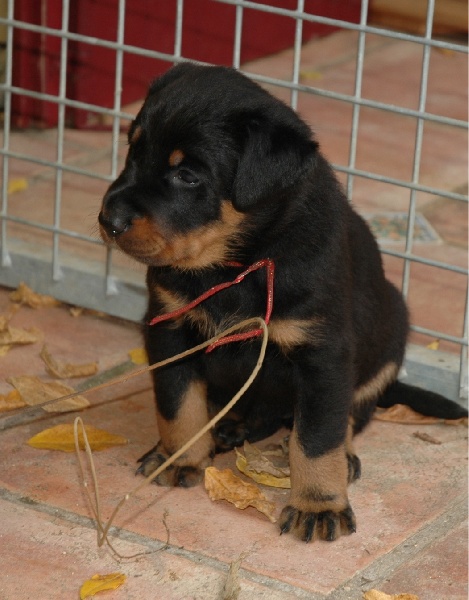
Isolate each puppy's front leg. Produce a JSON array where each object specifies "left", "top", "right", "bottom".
[
  {"left": 279, "top": 357, "right": 357, "bottom": 542},
  {"left": 138, "top": 325, "right": 214, "bottom": 487}
]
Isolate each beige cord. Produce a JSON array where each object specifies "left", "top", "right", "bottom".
[{"left": 73, "top": 317, "right": 269, "bottom": 554}]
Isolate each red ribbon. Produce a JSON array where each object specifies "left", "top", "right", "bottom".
[{"left": 149, "top": 259, "right": 275, "bottom": 352}]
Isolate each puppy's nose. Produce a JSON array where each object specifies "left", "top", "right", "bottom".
[{"left": 98, "top": 211, "right": 131, "bottom": 237}]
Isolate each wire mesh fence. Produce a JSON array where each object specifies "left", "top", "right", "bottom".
[{"left": 0, "top": 0, "right": 467, "bottom": 399}]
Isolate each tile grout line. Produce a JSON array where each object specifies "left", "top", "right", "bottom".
[
  {"left": 327, "top": 494, "right": 468, "bottom": 599},
  {"left": 0, "top": 487, "right": 324, "bottom": 599},
  {"left": 1, "top": 485, "right": 467, "bottom": 599}
]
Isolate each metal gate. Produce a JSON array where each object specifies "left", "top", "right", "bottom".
[{"left": 0, "top": 0, "right": 467, "bottom": 402}]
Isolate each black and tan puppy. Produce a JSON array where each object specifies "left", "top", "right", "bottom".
[{"left": 99, "top": 63, "right": 467, "bottom": 542}]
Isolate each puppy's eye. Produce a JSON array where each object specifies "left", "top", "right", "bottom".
[{"left": 176, "top": 169, "right": 199, "bottom": 185}]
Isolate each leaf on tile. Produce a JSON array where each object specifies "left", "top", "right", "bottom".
[
  {"left": 426, "top": 339, "right": 440, "bottom": 350},
  {"left": 374, "top": 404, "right": 441, "bottom": 424},
  {"left": 235, "top": 441, "right": 291, "bottom": 489},
  {"left": 27, "top": 423, "right": 128, "bottom": 452},
  {"left": 79, "top": 573, "right": 127, "bottom": 599},
  {"left": 0, "top": 325, "right": 42, "bottom": 347},
  {"left": 9, "top": 282, "right": 60, "bottom": 308},
  {"left": 363, "top": 590, "right": 419, "bottom": 600},
  {"left": 0, "top": 389, "right": 26, "bottom": 412},
  {"left": 7, "top": 375, "right": 89, "bottom": 412},
  {"left": 204, "top": 466, "right": 277, "bottom": 522},
  {"left": 40, "top": 345, "right": 98, "bottom": 379},
  {"left": 128, "top": 347, "right": 148, "bottom": 365},
  {"left": 221, "top": 552, "right": 248, "bottom": 600},
  {"left": 412, "top": 431, "right": 442, "bottom": 444}
]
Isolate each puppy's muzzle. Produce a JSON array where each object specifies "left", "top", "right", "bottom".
[
  {"left": 98, "top": 210, "right": 130, "bottom": 238},
  {"left": 99, "top": 186, "right": 140, "bottom": 239}
]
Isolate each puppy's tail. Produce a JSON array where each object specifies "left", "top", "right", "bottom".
[{"left": 377, "top": 380, "right": 468, "bottom": 420}]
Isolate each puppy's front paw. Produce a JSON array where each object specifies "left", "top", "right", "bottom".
[
  {"left": 136, "top": 442, "right": 212, "bottom": 488},
  {"left": 279, "top": 503, "right": 356, "bottom": 542}
]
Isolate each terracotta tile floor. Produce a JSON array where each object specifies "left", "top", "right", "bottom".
[
  {"left": 1, "top": 28, "right": 468, "bottom": 600},
  {"left": 0, "top": 287, "right": 467, "bottom": 599}
]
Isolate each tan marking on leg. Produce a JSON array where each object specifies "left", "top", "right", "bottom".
[
  {"left": 288, "top": 428, "right": 349, "bottom": 513},
  {"left": 353, "top": 361, "right": 399, "bottom": 405},
  {"left": 156, "top": 380, "right": 213, "bottom": 468},
  {"left": 268, "top": 318, "right": 324, "bottom": 351},
  {"left": 345, "top": 419, "right": 355, "bottom": 457},
  {"left": 169, "top": 149, "right": 185, "bottom": 167}
]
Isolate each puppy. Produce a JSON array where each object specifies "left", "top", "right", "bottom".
[{"left": 99, "top": 63, "right": 467, "bottom": 542}]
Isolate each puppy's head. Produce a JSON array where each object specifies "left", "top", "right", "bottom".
[{"left": 99, "top": 63, "right": 317, "bottom": 268}]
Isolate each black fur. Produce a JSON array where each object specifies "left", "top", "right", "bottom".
[{"left": 99, "top": 63, "right": 467, "bottom": 542}]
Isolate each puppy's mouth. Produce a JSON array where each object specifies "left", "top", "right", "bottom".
[
  {"left": 99, "top": 216, "right": 169, "bottom": 266},
  {"left": 99, "top": 203, "right": 246, "bottom": 269}
]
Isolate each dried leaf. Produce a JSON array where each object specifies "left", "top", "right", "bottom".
[
  {"left": 27, "top": 423, "right": 128, "bottom": 452},
  {"left": 426, "top": 339, "right": 440, "bottom": 350},
  {"left": 9, "top": 282, "right": 60, "bottom": 308},
  {"left": 40, "top": 345, "right": 98, "bottom": 379},
  {"left": 221, "top": 553, "right": 247, "bottom": 600},
  {"left": 8, "top": 178, "right": 28, "bottom": 194},
  {"left": 79, "top": 573, "right": 126, "bottom": 599},
  {"left": 235, "top": 442, "right": 291, "bottom": 489},
  {"left": 444, "top": 416, "right": 468, "bottom": 426},
  {"left": 7, "top": 376, "right": 89, "bottom": 412},
  {"left": 363, "top": 590, "right": 419, "bottom": 600},
  {"left": 0, "top": 390, "right": 26, "bottom": 412},
  {"left": 412, "top": 431, "right": 441, "bottom": 445},
  {"left": 0, "top": 325, "right": 41, "bottom": 347},
  {"left": 128, "top": 347, "right": 148, "bottom": 365},
  {"left": 374, "top": 404, "right": 440, "bottom": 424},
  {"left": 204, "top": 466, "right": 277, "bottom": 522}
]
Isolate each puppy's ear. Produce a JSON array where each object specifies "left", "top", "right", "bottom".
[{"left": 232, "top": 113, "right": 318, "bottom": 211}]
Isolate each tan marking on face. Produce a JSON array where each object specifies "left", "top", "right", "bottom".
[
  {"left": 112, "top": 201, "right": 248, "bottom": 268},
  {"left": 353, "top": 362, "right": 399, "bottom": 406},
  {"left": 168, "top": 201, "right": 247, "bottom": 268},
  {"left": 169, "top": 149, "right": 185, "bottom": 167},
  {"left": 268, "top": 318, "right": 324, "bottom": 351},
  {"left": 156, "top": 380, "right": 213, "bottom": 467},
  {"left": 130, "top": 125, "right": 142, "bottom": 144},
  {"left": 288, "top": 428, "right": 349, "bottom": 514}
]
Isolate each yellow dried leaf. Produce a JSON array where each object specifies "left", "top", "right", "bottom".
[
  {"left": 0, "top": 389, "right": 26, "bottom": 412},
  {"left": 128, "top": 347, "right": 148, "bottom": 365},
  {"left": 426, "top": 339, "right": 440, "bottom": 350},
  {"left": 79, "top": 573, "right": 126, "bottom": 599},
  {"left": 40, "top": 345, "right": 98, "bottom": 379},
  {"left": 0, "top": 345, "right": 11, "bottom": 356},
  {"left": 7, "top": 178, "right": 28, "bottom": 194},
  {"left": 0, "top": 325, "right": 41, "bottom": 347},
  {"left": 9, "top": 282, "right": 60, "bottom": 308},
  {"left": 7, "top": 376, "right": 89, "bottom": 412},
  {"left": 27, "top": 423, "right": 128, "bottom": 452},
  {"left": 235, "top": 443, "right": 291, "bottom": 489},
  {"left": 374, "top": 404, "right": 440, "bottom": 424},
  {"left": 204, "top": 466, "right": 277, "bottom": 522},
  {"left": 363, "top": 590, "right": 419, "bottom": 600}
]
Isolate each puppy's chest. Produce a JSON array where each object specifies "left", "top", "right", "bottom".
[
  {"left": 152, "top": 276, "right": 321, "bottom": 352},
  {"left": 153, "top": 278, "right": 261, "bottom": 339}
]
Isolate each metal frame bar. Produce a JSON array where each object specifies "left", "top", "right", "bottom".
[{"left": 1, "top": 0, "right": 467, "bottom": 399}]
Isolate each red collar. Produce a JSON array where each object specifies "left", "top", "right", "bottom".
[{"left": 149, "top": 259, "right": 275, "bottom": 352}]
